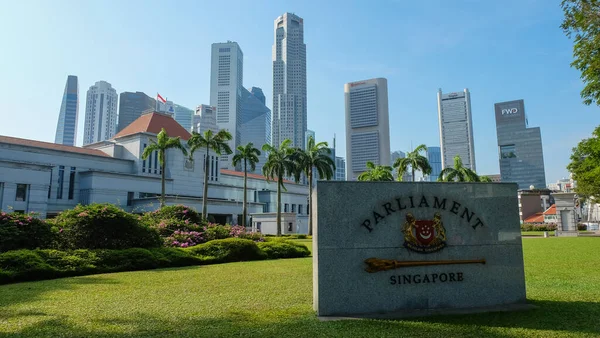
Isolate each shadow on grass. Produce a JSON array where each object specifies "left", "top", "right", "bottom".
[
  {"left": 0, "top": 276, "right": 120, "bottom": 311},
  {"left": 406, "top": 299, "right": 600, "bottom": 335},
  {"left": 2, "top": 300, "right": 599, "bottom": 337}
]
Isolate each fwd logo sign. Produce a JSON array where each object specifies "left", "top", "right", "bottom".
[{"left": 502, "top": 108, "right": 518, "bottom": 115}]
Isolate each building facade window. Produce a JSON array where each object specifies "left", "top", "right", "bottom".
[
  {"left": 68, "top": 167, "right": 76, "bottom": 200},
  {"left": 127, "top": 192, "right": 134, "bottom": 206},
  {"left": 292, "top": 204, "right": 296, "bottom": 213},
  {"left": 500, "top": 144, "right": 517, "bottom": 159},
  {"left": 288, "top": 222, "right": 293, "bottom": 231},
  {"left": 256, "top": 222, "right": 261, "bottom": 232},
  {"left": 57, "top": 165, "right": 65, "bottom": 199},
  {"left": 15, "top": 184, "right": 28, "bottom": 201},
  {"left": 298, "top": 205, "right": 303, "bottom": 214},
  {"left": 48, "top": 169, "right": 53, "bottom": 199},
  {"left": 284, "top": 203, "right": 289, "bottom": 212}
]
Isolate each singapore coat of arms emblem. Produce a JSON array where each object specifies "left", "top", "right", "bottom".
[{"left": 402, "top": 212, "right": 447, "bottom": 253}]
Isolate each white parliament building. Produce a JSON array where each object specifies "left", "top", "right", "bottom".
[{"left": 0, "top": 112, "right": 309, "bottom": 234}]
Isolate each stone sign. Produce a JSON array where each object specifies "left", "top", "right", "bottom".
[{"left": 313, "top": 182, "right": 528, "bottom": 318}]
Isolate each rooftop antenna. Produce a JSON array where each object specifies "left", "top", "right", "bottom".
[{"left": 333, "top": 133, "right": 336, "bottom": 151}]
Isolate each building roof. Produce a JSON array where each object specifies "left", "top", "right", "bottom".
[
  {"left": 113, "top": 112, "right": 192, "bottom": 140},
  {"left": 0, "top": 135, "right": 111, "bottom": 158},
  {"left": 523, "top": 212, "right": 544, "bottom": 224},
  {"left": 220, "top": 169, "right": 295, "bottom": 184},
  {"left": 543, "top": 204, "right": 556, "bottom": 215}
]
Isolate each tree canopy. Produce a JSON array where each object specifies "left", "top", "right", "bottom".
[
  {"left": 561, "top": 0, "right": 600, "bottom": 106},
  {"left": 357, "top": 161, "right": 394, "bottom": 182},
  {"left": 567, "top": 126, "right": 600, "bottom": 198},
  {"left": 393, "top": 144, "right": 432, "bottom": 182}
]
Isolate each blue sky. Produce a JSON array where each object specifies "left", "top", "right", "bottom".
[{"left": 0, "top": 0, "right": 597, "bottom": 183}]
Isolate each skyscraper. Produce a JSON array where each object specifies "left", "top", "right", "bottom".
[
  {"left": 437, "top": 88, "right": 476, "bottom": 171},
  {"left": 83, "top": 81, "right": 118, "bottom": 145},
  {"left": 345, "top": 78, "right": 391, "bottom": 181},
  {"left": 335, "top": 157, "right": 346, "bottom": 181},
  {"left": 54, "top": 75, "right": 79, "bottom": 146},
  {"left": 240, "top": 87, "right": 271, "bottom": 173},
  {"left": 193, "top": 105, "right": 218, "bottom": 135},
  {"left": 174, "top": 104, "right": 194, "bottom": 132},
  {"left": 117, "top": 91, "right": 155, "bottom": 132},
  {"left": 495, "top": 99, "right": 546, "bottom": 189},
  {"left": 210, "top": 41, "right": 243, "bottom": 169},
  {"left": 391, "top": 151, "right": 411, "bottom": 182},
  {"left": 272, "top": 12, "right": 307, "bottom": 150},
  {"left": 305, "top": 129, "right": 315, "bottom": 148},
  {"left": 426, "top": 146, "right": 442, "bottom": 182}
]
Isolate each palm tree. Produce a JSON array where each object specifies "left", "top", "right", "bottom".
[
  {"left": 480, "top": 176, "right": 493, "bottom": 183},
  {"left": 232, "top": 142, "right": 261, "bottom": 229},
  {"left": 357, "top": 161, "right": 394, "bottom": 182},
  {"left": 295, "top": 136, "right": 335, "bottom": 236},
  {"left": 438, "top": 155, "right": 480, "bottom": 182},
  {"left": 262, "top": 139, "right": 299, "bottom": 236},
  {"left": 393, "top": 144, "right": 432, "bottom": 181},
  {"left": 188, "top": 129, "right": 233, "bottom": 220},
  {"left": 141, "top": 128, "right": 188, "bottom": 208}
]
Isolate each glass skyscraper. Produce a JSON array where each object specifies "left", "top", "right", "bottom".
[
  {"left": 117, "top": 91, "right": 155, "bottom": 132},
  {"left": 437, "top": 88, "right": 476, "bottom": 171},
  {"left": 427, "top": 146, "right": 442, "bottom": 182},
  {"left": 240, "top": 87, "right": 271, "bottom": 173},
  {"left": 174, "top": 104, "right": 194, "bottom": 132},
  {"left": 54, "top": 75, "right": 79, "bottom": 146},
  {"left": 495, "top": 99, "right": 546, "bottom": 189}
]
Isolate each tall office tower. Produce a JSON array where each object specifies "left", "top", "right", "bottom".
[
  {"left": 345, "top": 78, "right": 391, "bottom": 181},
  {"left": 54, "top": 75, "right": 79, "bottom": 146},
  {"left": 427, "top": 146, "right": 442, "bottom": 182},
  {"left": 335, "top": 157, "right": 346, "bottom": 181},
  {"left": 193, "top": 105, "right": 218, "bottom": 135},
  {"left": 305, "top": 129, "right": 315, "bottom": 148},
  {"left": 240, "top": 87, "right": 271, "bottom": 173},
  {"left": 272, "top": 12, "right": 307, "bottom": 150},
  {"left": 83, "top": 81, "right": 118, "bottom": 145},
  {"left": 117, "top": 91, "right": 155, "bottom": 132},
  {"left": 174, "top": 104, "right": 194, "bottom": 132},
  {"left": 158, "top": 100, "right": 175, "bottom": 117},
  {"left": 437, "top": 88, "right": 476, "bottom": 171},
  {"left": 495, "top": 100, "right": 546, "bottom": 189},
  {"left": 210, "top": 41, "right": 243, "bottom": 169}
]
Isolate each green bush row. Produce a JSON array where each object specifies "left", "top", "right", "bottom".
[
  {"left": 520, "top": 223, "right": 558, "bottom": 232},
  {"left": 0, "top": 238, "right": 310, "bottom": 285}
]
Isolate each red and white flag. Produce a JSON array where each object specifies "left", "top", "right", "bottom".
[{"left": 157, "top": 93, "right": 166, "bottom": 103}]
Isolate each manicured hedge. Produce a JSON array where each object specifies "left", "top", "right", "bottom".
[
  {"left": 0, "top": 239, "right": 310, "bottom": 285},
  {"left": 520, "top": 223, "right": 558, "bottom": 232},
  {"left": 257, "top": 241, "right": 311, "bottom": 259}
]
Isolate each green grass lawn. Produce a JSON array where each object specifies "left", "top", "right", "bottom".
[
  {"left": 522, "top": 231, "right": 556, "bottom": 236},
  {"left": 1, "top": 238, "right": 599, "bottom": 337}
]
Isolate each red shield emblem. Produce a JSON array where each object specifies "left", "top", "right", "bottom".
[{"left": 414, "top": 220, "right": 435, "bottom": 245}]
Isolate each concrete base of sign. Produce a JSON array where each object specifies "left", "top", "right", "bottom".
[
  {"left": 556, "top": 231, "right": 579, "bottom": 237},
  {"left": 317, "top": 303, "right": 538, "bottom": 321}
]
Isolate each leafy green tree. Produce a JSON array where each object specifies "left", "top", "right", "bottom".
[
  {"left": 357, "top": 161, "right": 394, "bottom": 182},
  {"left": 438, "top": 155, "right": 480, "bottom": 182},
  {"left": 232, "top": 142, "right": 261, "bottom": 228},
  {"left": 295, "top": 136, "right": 335, "bottom": 236},
  {"left": 561, "top": 0, "right": 600, "bottom": 106},
  {"left": 141, "top": 128, "right": 188, "bottom": 208},
  {"left": 262, "top": 139, "right": 299, "bottom": 236},
  {"left": 393, "top": 144, "right": 432, "bottom": 181},
  {"left": 567, "top": 126, "right": 600, "bottom": 198},
  {"left": 188, "top": 129, "right": 233, "bottom": 220}
]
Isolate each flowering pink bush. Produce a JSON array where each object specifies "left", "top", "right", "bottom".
[
  {"left": 165, "top": 230, "right": 205, "bottom": 248},
  {"left": 0, "top": 212, "right": 55, "bottom": 252}
]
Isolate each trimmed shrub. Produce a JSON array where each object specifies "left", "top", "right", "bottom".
[
  {"left": 36, "top": 249, "right": 98, "bottom": 274},
  {"left": 164, "top": 230, "right": 205, "bottom": 248},
  {"left": 257, "top": 241, "right": 310, "bottom": 259},
  {"left": 147, "top": 218, "right": 203, "bottom": 237},
  {"left": 0, "top": 250, "right": 56, "bottom": 282},
  {"left": 141, "top": 205, "right": 202, "bottom": 226},
  {"left": 578, "top": 223, "right": 588, "bottom": 231},
  {"left": 521, "top": 223, "right": 558, "bottom": 232},
  {"left": 296, "top": 234, "right": 307, "bottom": 239},
  {"left": 187, "top": 238, "right": 266, "bottom": 263},
  {"left": 203, "top": 223, "right": 233, "bottom": 241},
  {"left": 53, "top": 204, "right": 162, "bottom": 250},
  {"left": 0, "top": 212, "right": 56, "bottom": 252}
]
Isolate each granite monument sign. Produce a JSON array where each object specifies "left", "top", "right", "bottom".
[{"left": 313, "top": 182, "right": 528, "bottom": 318}]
